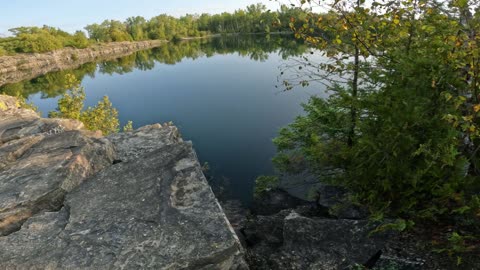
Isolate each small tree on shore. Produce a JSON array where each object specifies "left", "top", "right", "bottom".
[{"left": 49, "top": 74, "right": 119, "bottom": 135}]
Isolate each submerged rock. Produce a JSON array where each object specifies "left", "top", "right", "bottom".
[{"left": 0, "top": 95, "right": 247, "bottom": 269}]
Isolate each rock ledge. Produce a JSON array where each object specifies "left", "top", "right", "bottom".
[{"left": 0, "top": 95, "right": 247, "bottom": 269}]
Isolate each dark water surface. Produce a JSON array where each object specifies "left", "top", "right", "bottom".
[{"left": 1, "top": 36, "right": 326, "bottom": 204}]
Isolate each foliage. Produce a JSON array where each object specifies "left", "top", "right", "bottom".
[
  {"left": 371, "top": 219, "right": 415, "bottom": 234},
  {"left": 80, "top": 96, "right": 119, "bottom": 135},
  {"left": 48, "top": 74, "right": 85, "bottom": 119},
  {"left": 1, "top": 35, "right": 307, "bottom": 98},
  {"left": 85, "top": 20, "right": 133, "bottom": 42},
  {"left": 0, "top": 4, "right": 310, "bottom": 55},
  {"left": 274, "top": 0, "right": 480, "bottom": 238},
  {"left": 84, "top": 4, "right": 307, "bottom": 42},
  {"left": 49, "top": 74, "right": 119, "bottom": 135},
  {"left": 432, "top": 231, "right": 478, "bottom": 266},
  {"left": 14, "top": 94, "right": 39, "bottom": 113},
  {"left": 122, "top": 120, "right": 134, "bottom": 132},
  {"left": 0, "top": 26, "right": 91, "bottom": 54},
  {"left": 254, "top": 175, "right": 279, "bottom": 197}
]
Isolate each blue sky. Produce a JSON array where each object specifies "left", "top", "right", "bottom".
[{"left": 0, "top": 0, "right": 281, "bottom": 35}]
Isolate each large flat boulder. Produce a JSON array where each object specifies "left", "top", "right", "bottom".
[
  {"left": 0, "top": 142, "right": 247, "bottom": 269},
  {"left": 0, "top": 95, "right": 247, "bottom": 269}
]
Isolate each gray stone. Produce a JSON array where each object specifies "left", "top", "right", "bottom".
[
  {"left": 281, "top": 212, "right": 387, "bottom": 268},
  {"left": 314, "top": 185, "right": 369, "bottom": 220},
  {"left": 0, "top": 95, "right": 115, "bottom": 236},
  {"left": 107, "top": 123, "right": 182, "bottom": 162},
  {"left": 279, "top": 169, "right": 369, "bottom": 219},
  {"left": 244, "top": 210, "right": 390, "bottom": 270},
  {"left": 0, "top": 95, "right": 247, "bottom": 269},
  {"left": 0, "top": 143, "right": 247, "bottom": 269},
  {"left": 251, "top": 188, "right": 311, "bottom": 216},
  {"left": 221, "top": 200, "right": 249, "bottom": 248}
]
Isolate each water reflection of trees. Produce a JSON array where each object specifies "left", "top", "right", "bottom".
[
  {"left": 0, "top": 35, "right": 308, "bottom": 98},
  {"left": 0, "top": 63, "right": 97, "bottom": 98}
]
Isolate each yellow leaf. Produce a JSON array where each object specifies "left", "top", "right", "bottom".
[
  {"left": 335, "top": 35, "right": 342, "bottom": 44},
  {"left": 463, "top": 115, "right": 473, "bottom": 122},
  {"left": 474, "top": 104, "right": 480, "bottom": 112}
]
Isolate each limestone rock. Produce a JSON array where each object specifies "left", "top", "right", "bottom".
[
  {"left": 107, "top": 123, "right": 182, "bottom": 162},
  {"left": 0, "top": 95, "right": 115, "bottom": 236},
  {"left": 0, "top": 95, "right": 247, "bottom": 269},
  {"left": 0, "top": 143, "right": 247, "bottom": 269}
]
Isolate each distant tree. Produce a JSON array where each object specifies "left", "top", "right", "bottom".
[
  {"left": 126, "top": 16, "right": 147, "bottom": 41},
  {"left": 84, "top": 23, "right": 108, "bottom": 41},
  {"left": 85, "top": 20, "right": 132, "bottom": 42},
  {"left": 1, "top": 4, "right": 308, "bottom": 54},
  {"left": 68, "top": 31, "right": 90, "bottom": 48}
]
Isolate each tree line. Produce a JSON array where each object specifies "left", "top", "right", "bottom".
[
  {"left": 0, "top": 3, "right": 308, "bottom": 56},
  {"left": 0, "top": 35, "right": 307, "bottom": 99}
]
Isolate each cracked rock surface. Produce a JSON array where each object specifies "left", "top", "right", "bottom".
[
  {"left": 0, "top": 95, "right": 247, "bottom": 269},
  {"left": 0, "top": 95, "right": 114, "bottom": 236}
]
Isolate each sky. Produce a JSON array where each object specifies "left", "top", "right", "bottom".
[{"left": 0, "top": 0, "right": 282, "bottom": 35}]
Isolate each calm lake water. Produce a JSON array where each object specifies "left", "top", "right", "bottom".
[{"left": 0, "top": 35, "right": 326, "bottom": 204}]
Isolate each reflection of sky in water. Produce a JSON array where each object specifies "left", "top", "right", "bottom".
[{"left": 27, "top": 44, "right": 328, "bottom": 204}]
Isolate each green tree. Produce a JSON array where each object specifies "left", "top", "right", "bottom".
[
  {"left": 80, "top": 96, "right": 119, "bottom": 135},
  {"left": 126, "top": 16, "right": 147, "bottom": 41},
  {"left": 1, "top": 4, "right": 309, "bottom": 55},
  {"left": 276, "top": 0, "right": 480, "bottom": 226},
  {"left": 49, "top": 74, "right": 119, "bottom": 135},
  {"left": 48, "top": 74, "right": 85, "bottom": 119}
]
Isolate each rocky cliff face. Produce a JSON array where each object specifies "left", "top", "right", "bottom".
[
  {"left": 0, "top": 95, "right": 247, "bottom": 269},
  {"left": 0, "top": 40, "right": 165, "bottom": 87}
]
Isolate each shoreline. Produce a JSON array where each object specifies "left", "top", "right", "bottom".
[
  {"left": 179, "top": 31, "right": 293, "bottom": 41},
  {"left": 0, "top": 33, "right": 294, "bottom": 87},
  {"left": 0, "top": 40, "right": 167, "bottom": 87}
]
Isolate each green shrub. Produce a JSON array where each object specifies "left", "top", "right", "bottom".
[
  {"left": 49, "top": 74, "right": 119, "bottom": 135},
  {"left": 65, "top": 31, "right": 90, "bottom": 49},
  {"left": 122, "top": 120, "right": 134, "bottom": 132},
  {"left": 0, "top": 26, "right": 93, "bottom": 54},
  {"left": 80, "top": 96, "right": 119, "bottom": 135},
  {"left": 16, "top": 32, "right": 63, "bottom": 53},
  {"left": 254, "top": 175, "right": 279, "bottom": 197},
  {"left": 273, "top": 71, "right": 479, "bottom": 222}
]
